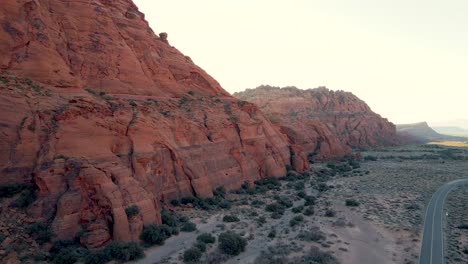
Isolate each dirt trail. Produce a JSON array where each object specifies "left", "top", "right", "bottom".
[
  {"left": 332, "top": 204, "right": 395, "bottom": 264},
  {"left": 134, "top": 213, "right": 221, "bottom": 264}
]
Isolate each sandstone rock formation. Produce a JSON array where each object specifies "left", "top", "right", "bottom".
[
  {"left": 234, "top": 85, "right": 399, "bottom": 159},
  {"left": 0, "top": 1, "right": 307, "bottom": 248}
]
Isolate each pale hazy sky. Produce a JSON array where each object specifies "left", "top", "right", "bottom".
[{"left": 134, "top": 0, "right": 467, "bottom": 125}]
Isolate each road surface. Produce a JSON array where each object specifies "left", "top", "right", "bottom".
[{"left": 419, "top": 179, "right": 468, "bottom": 264}]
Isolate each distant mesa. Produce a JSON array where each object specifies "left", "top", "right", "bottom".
[{"left": 397, "top": 122, "right": 468, "bottom": 143}]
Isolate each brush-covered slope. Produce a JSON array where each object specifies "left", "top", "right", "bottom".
[
  {"left": 0, "top": 0, "right": 307, "bottom": 247},
  {"left": 234, "top": 85, "right": 399, "bottom": 159}
]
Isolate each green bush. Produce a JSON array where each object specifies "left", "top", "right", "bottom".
[
  {"left": 257, "top": 216, "right": 267, "bottom": 226},
  {"left": 267, "top": 229, "right": 276, "bottom": 238},
  {"left": 11, "top": 189, "right": 36, "bottom": 208},
  {"left": 325, "top": 209, "right": 336, "bottom": 217},
  {"left": 84, "top": 251, "right": 110, "bottom": 264},
  {"left": 103, "top": 242, "right": 144, "bottom": 262},
  {"left": 292, "top": 246, "right": 338, "bottom": 264},
  {"left": 345, "top": 199, "right": 360, "bottom": 207},
  {"left": 297, "top": 191, "right": 306, "bottom": 198},
  {"left": 140, "top": 224, "right": 172, "bottom": 245},
  {"left": 125, "top": 205, "right": 140, "bottom": 218},
  {"left": 292, "top": 206, "right": 304, "bottom": 213},
  {"left": 161, "top": 209, "right": 181, "bottom": 227},
  {"left": 265, "top": 203, "right": 285, "bottom": 214},
  {"left": 289, "top": 215, "right": 304, "bottom": 227},
  {"left": 364, "top": 155, "right": 378, "bottom": 161},
  {"left": 297, "top": 228, "right": 325, "bottom": 242},
  {"left": 197, "top": 233, "right": 215, "bottom": 244},
  {"left": 52, "top": 248, "right": 80, "bottom": 264},
  {"left": 170, "top": 199, "right": 180, "bottom": 206},
  {"left": 27, "top": 222, "right": 53, "bottom": 244},
  {"left": 218, "top": 232, "right": 247, "bottom": 255},
  {"left": 183, "top": 247, "right": 202, "bottom": 263},
  {"left": 271, "top": 212, "right": 283, "bottom": 219},
  {"left": 0, "top": 184, "right": 27, "bottom": 198},
  {"left": 304, "top": 195, "right": 316, "bottom": 206},
  {"left": 303, "top": 207, "right": 315, "bottom": 216},
  {"left": 180, "top": 222, "right": 197, "bottom": 232},
  {"left": 194, "top": 241, "right": 207, "bottom": 252},
  {"left": 223, "top": 215, "right": 240, "bottom": 222}
]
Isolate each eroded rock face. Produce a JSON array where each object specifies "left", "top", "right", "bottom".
[
  {"left": 0, "top": 1, "right": 306, "bottom": 248},
  {"left": 234, "top": 86, "right": 399, "bottom": 159}
]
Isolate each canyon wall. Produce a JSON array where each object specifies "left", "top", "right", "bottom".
[
  {"left": 0, "top": 0, "right": 307, "bottom": 247},
  {"left": 234, "top": 85, "right": 399, "bottom": 159}
]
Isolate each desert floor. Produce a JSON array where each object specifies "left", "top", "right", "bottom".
[{"left": 135, "top": 143, "right": 468, "bottom": 264}]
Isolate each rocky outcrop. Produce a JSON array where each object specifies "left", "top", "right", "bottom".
[
  {"left": 0, "top": 1, "right": 306, "bottom": 248},
  {"left": 234, "top": 85, "right": 399, "bottom": 159}
]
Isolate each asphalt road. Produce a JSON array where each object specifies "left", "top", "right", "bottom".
[{"left": 419, "top": 179, "right": 468, "bottom": 264}]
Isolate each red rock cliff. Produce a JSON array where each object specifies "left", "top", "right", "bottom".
[
  {"left": 234, "top": 86, "right": 399, "bottom": 159},
  {"left": 0, "top": 1, "right": 307, "bottom": 247}
]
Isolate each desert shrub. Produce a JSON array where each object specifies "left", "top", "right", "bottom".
[
  {"left": 251, "top": 199, "right": 265, "bottom": 207},
  {"left": 223, "top": 215, "right": 240, "bottom": 222},
  {"left": 197, "top": 233, "right": 216, "bottom": 244},
  {"left": 179, "top": 97, "right": 189, "bottom": 105},
  {"left": 103, "top": 242, "right": 144, "bottom": 262},
  {"left": 317, "top": 183, "right": 329, "bottom": 192},
  {"left": 49, "top": 240, "right": 80, "bottom": 255},
  {"left": 297, "top": 191, "right": 306, "bottom": 198},
  {"left": 170, "top": 199, "right": 180, "bottom": 206},
  {"left": 180, "top": 196, "right": 199, "bottom": 205},
  {"left": 303, "top": 207, "right": 315, "bottom": 216},
  {"left": 405, "top": 203, "right": 420, "bottom": 210},
  {"left": 265, "top": 203, "right": 285, "bottom": 214},
  {"left": 292, "top": 206, "right": 304, "bottom": 213},
  {"left": 0, "top": 184, "right": 27, "bottom": 198},
  {"left": 304, "top": 195, "right": 316, "bottom": 206},
  {"left": 194, "top": 241, "right": 207, "bottom": 252},
  {"left": 213, "top": 186, "right": 226, "bottom": 198},
  {"left": 183, "top": 247, "right": 202, "bottom": 263},
  {"left": 364, "top": 155, "right": 378, "bottom": 161},
  {"left": 254, "top": 177, "right": 281, "bottom": 187},
  {"left": 257, "top": 216, "right": 267, "bottom": 226},
  {"left": 277, "top": 198, "right": 293, "bottom": 208},
  {"left": 11, "top": 188, "right": 36, "bottom": 208},
  {"left": 125, "top": 205, "right": 140, "bottom": 218},
  {"left": 289, "top": 215, "right": 304, "bottom": 227},
  {"left": 325, "top": 209, "right": 336, "bottom": 217},
  {"left": 218, "top": 232, "right": 247, "bottom": 255},
  {"left": 267, "top": 229, "right": 276, "bottom": 238},
  {"left": 161, "top": 209, "right": 183, "bottom": 227},
  {"left": 297, "top": 228, "right": 325, "bottom": 242},
  {"left": 52, "top": 248, "right": 80, "bottom": 264},
  {"left": 271, "top": 212, "right": 283, "bottom": 219},
  {"left": 27, "top": 222, "right": 53, "bottom": 244},
  {"left": 140, "top": 224, "right": 172, "bottom": 245},
  {"left": 84, "top": 251, "right": 111, "bottom": 264},
  {"left": 291, "top": 246, "right": 338, "bottom": 264},
  {"left": 181, "top": 222, "right": 197, "bottom": 232},
  {"left": 345, "top": 199, "right": 360, "bottom": 207}
]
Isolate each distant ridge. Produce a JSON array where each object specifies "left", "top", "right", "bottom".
[{"left": 397, "top": 122, "right": 468, "bottom": 143}]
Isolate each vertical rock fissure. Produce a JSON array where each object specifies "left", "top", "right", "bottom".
[{"left": 125, "top": 109, "right": 138, "bottom": 176}]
